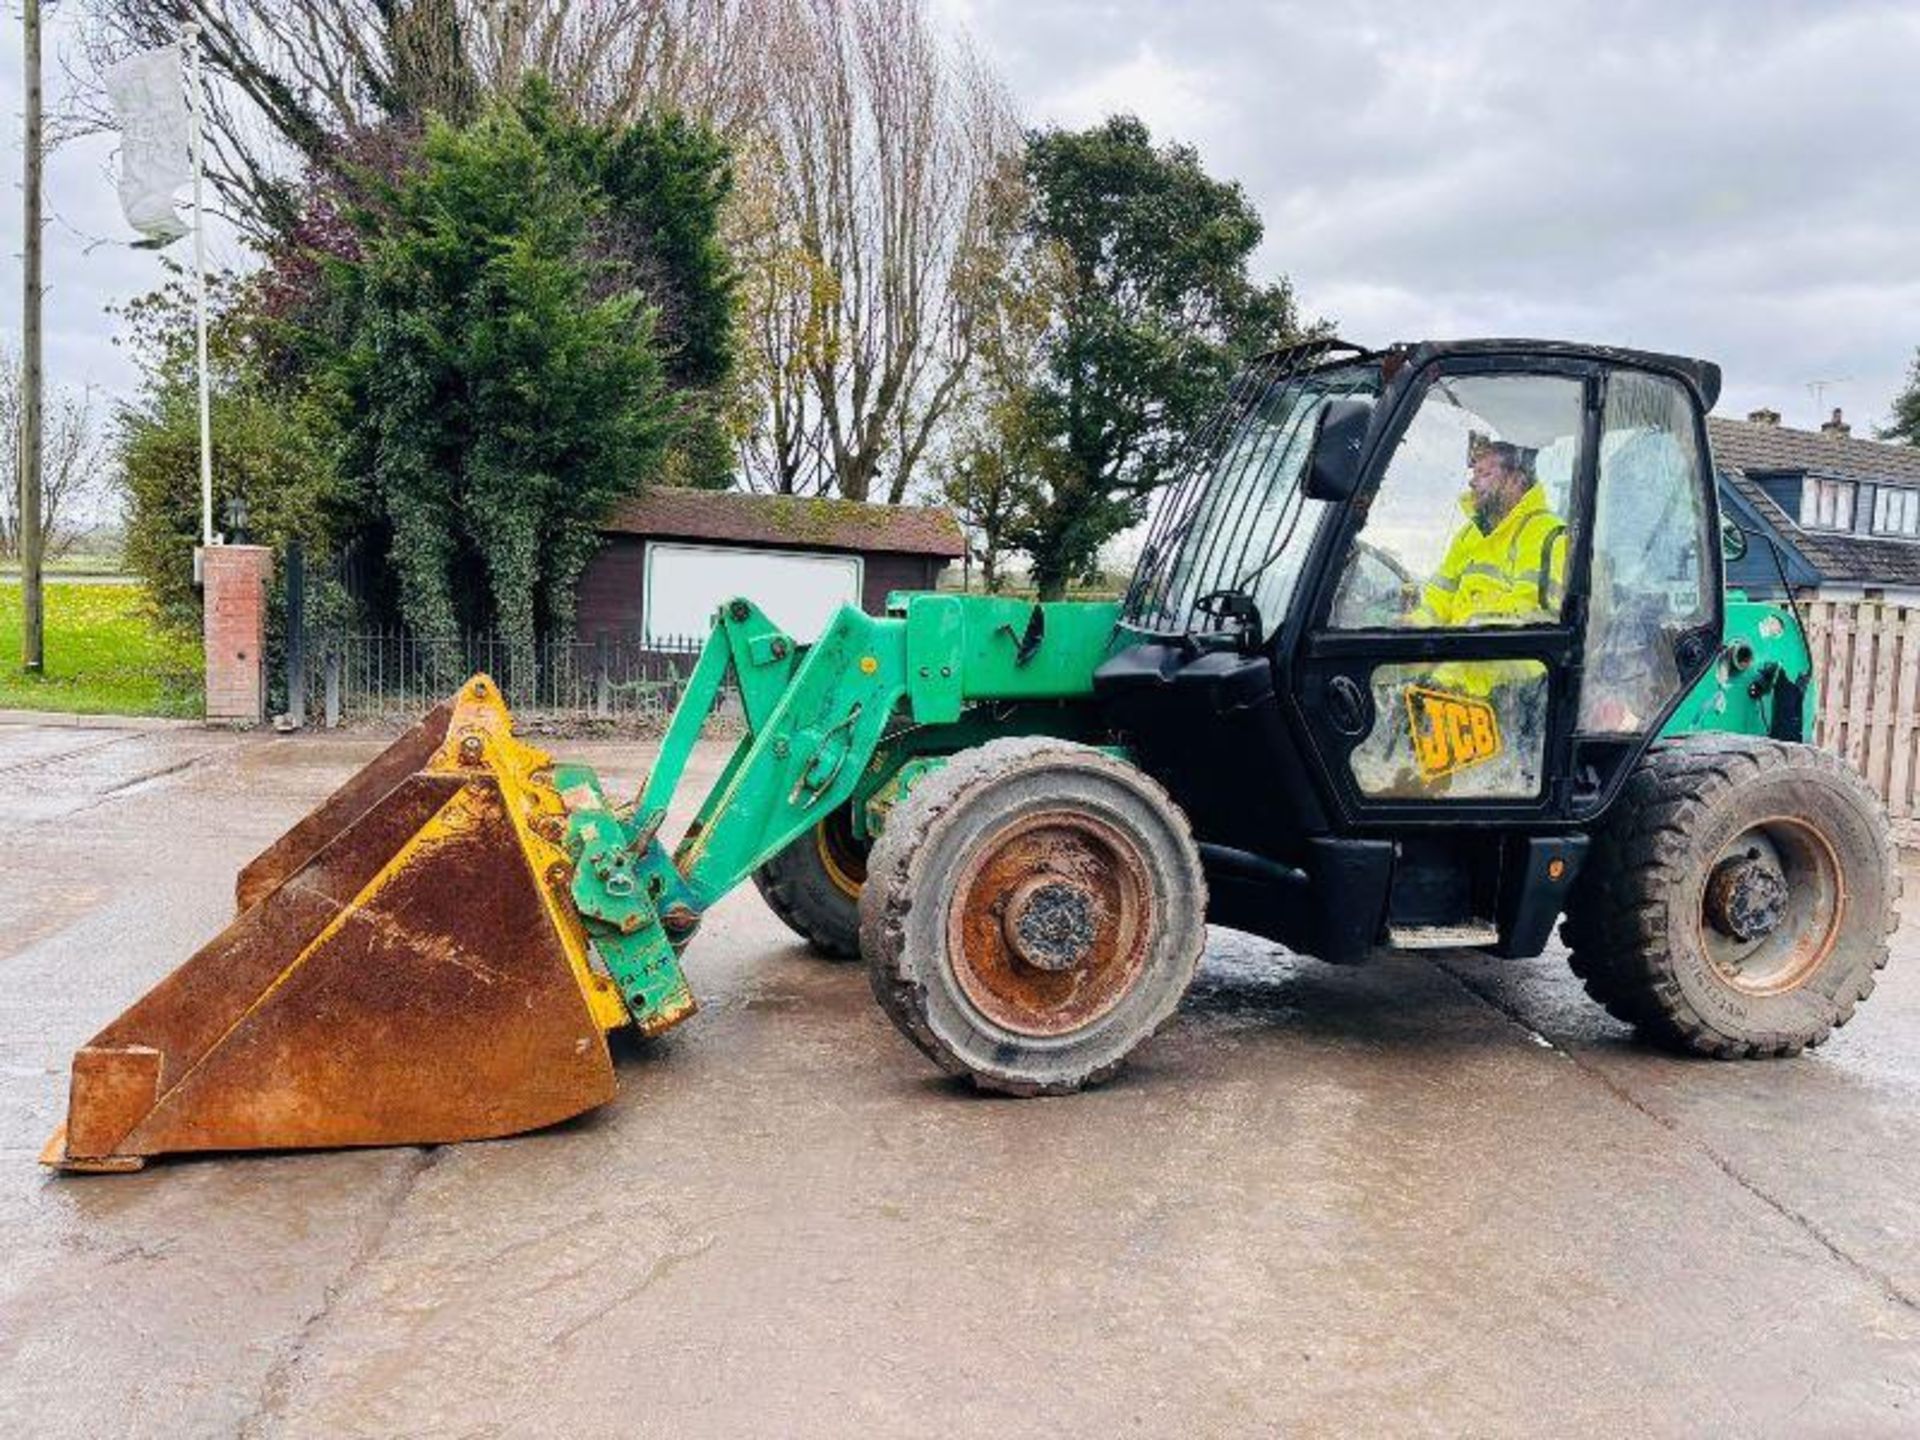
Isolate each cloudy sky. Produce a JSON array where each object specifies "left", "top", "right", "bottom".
[
  {"left": 955, "top": 0, "right": 1920, "bottom": 431},
  {"left": 0, "top": 3, "right": 255, "bottom": 408},
  {"left": 3, "top": 0, "right": 1918, "bottom": 434}
]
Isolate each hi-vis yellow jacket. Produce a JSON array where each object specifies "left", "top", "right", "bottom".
[
  {"left": 1413, "top": 483, "right": 1568, "bottom": 700},
  {"left": 1419, "top": 483, "right": 1568, "bottom": 627}
]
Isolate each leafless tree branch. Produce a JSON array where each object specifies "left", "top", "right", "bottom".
[
  {"left": 2, "top": 347, "right": 115, "bottom": 562},
  {"left": 72, "top": 1, "right": 1019, "bottom": 504},
  {"left": 735, "top": 0, "right": 1016, "bottom": 500}
]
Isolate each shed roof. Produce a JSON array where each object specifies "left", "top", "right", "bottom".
[{"left": 602, "top": 487, "right": 964, "bottom": 559}]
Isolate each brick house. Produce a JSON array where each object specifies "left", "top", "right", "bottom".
[
  {"left": 1711, "top": 407, "right": 1920, "bottom": 603},
  {"left": 574, "top": 487, "right": 965, "bottom": 645}
]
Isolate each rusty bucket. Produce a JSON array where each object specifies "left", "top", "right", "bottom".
[{"left": 41, "top": 678, "right": 633, "bottom": 1172}]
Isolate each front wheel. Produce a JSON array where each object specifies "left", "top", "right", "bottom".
[
  {"left": 1562, "top": 735, "right": 1899, "bottom": 1057},
  {"left": 861, "top": 738, "right": 1207, "bottom": 1095}
]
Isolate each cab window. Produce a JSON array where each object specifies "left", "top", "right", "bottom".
[
  {"left": 1329, "top": 373, "right": 1584, "bottom": 631},
  {"left": 1579, "top": 371, "right": 1713, "bottom": 733}
]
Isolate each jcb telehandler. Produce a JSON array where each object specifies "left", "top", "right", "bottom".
[{"left": 45, "top": 338, "right": 1898, "bottom": 1170}]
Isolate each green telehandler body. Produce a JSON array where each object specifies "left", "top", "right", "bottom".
[{"left": 46, "top": 337, "right": 1898, "bottom": 1170}]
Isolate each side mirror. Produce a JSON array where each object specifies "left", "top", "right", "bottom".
[
  {"left": 1304, "top": 398, "right": 1373, "bottom": 503},
  {"left": 1721, "top": 518, "right": 1749, "bottom": 563}
]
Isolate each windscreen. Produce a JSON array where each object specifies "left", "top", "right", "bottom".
[{"left": 1122, "top": 349, "right": 1382, "bottom": 636}]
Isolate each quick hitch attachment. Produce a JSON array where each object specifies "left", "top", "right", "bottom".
[{"left": 555, "top": 763, "right": 699, "bottom": 1037}]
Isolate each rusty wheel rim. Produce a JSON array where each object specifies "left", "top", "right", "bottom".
[
  {"left": 945, "top": 808, "right": 1155, "bottom": 1038},
  {"left": 1700, "top": 815, "right": 1845, "bottom": 997},
  {"left": 814, "top": 807, "right": 869, "bottom": 899}
]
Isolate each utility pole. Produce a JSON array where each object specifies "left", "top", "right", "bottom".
[{"left": 20, "top": 0, "right": 45, "bottom": 673}]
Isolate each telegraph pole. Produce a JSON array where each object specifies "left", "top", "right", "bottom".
[{"left": 19, "top": 0, "right": 45, "bottom": 673}]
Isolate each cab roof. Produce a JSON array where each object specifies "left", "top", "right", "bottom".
[{"left": 1263, "top": 336, "right": 1722, "bottom": 412}]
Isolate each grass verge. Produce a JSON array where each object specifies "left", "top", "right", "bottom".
[{"left": 0, "top": 582, "right": 203, "bottom": 717}]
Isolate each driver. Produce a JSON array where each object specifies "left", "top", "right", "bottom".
[
  {"left": 1380, "top": 433, "right": 1572, "bottom": 795},
  {"left": 1417, "top": 434, "right": 1568, "bottom": 628}
]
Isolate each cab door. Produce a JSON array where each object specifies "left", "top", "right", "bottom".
[
  {"left": 1566, "top": 368, "right": 1724, "bottom": 812},
  {"left": 1287, "top": 358, "right": 1721, "bottom": 827}
]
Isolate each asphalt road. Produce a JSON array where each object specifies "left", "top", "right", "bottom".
[{"left": 2, "top": 715, "right": 1917, "bottom": 1437}]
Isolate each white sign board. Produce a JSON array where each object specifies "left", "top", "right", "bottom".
[{"left": 644, "top": 542, "right": 862, "bottom": 644}]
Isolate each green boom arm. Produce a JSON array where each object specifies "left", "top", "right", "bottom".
[{"left": 553, "top": 594, "right": 1121, "bottom": 1031}]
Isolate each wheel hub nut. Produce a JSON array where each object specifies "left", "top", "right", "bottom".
[
  {"left": 1002, "top": 877, "right": 1097, "bottom": 972},
  {"left": 1705, "top": 854, "right": 1789, "bottom": 942}
]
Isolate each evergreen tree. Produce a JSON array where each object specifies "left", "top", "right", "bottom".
[
  {"left": 1882, "top": 349, "right": 1920, "bottom": 446},
  {"left": 991, "top": 116, "right": 1304, "bottom": 599}
]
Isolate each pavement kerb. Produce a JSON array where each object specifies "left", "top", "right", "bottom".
[{"left": 0, "top": 708, "right": 204, "bottom": 731}]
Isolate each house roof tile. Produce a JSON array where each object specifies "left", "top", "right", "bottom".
[
  {"left": 1711, "top": 420, "right": 1920, "bottom": 587},
  {"left": 1707, "top": 414, "right": 1920, "bottom": 485},
  {"left": 602, "top": 487, "right": 965, "bottom": 559}
]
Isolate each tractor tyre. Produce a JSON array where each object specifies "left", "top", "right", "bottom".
[
  {"left": 752, "top": 805, "right": 869, "bottom": 960},
  {"left": 860, "top": 737, "right": 1207, "bottom": 1095},
  {"left": 1561, "top": 734, "right": 1899, "bottom": 1057}
]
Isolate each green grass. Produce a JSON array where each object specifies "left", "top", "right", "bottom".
[{"left": 0, "top": 582, "right": 203, "bottom": 717}]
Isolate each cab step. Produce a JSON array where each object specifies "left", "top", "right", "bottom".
[{"left": 1386, "top": 922, "right": 1500, "bottom": 951}]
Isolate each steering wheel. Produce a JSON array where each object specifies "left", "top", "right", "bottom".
[
  {"left": 1335, "top": 541, "right": 1419, "bottom": 625},
  {"left": 1352, "top": 540, "right": 1412, "bottom": 587}
]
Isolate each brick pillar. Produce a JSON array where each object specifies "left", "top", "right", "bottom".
[{"left": 200, "top": 544, "right": 274, "bottom": 726}]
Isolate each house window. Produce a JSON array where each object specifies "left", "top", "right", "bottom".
[
  {"left": 1873, "top": 485, "right": 1920, "bottom": 538},
  {"left": 1804, "top": 477, "right": 1856, "bottom": 530}
]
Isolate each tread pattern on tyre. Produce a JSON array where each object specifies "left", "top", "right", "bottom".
[
  {"left": 1560, "top": 733, "right": 1900, "bottom": 1058},
  {"left": 753, "top": 827, "right": 861, "bottom": 960},
  {"left": 860, "top": 736, "right": 1207, "bottom": 1096}
]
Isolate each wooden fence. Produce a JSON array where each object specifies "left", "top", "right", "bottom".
[{"left": 1801, "top": 598, "right": 1920, "bottom": 846}]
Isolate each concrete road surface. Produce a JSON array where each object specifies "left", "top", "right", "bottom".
[{"left": 2, "top": 716, "right": 1917, "bottom": 1437}]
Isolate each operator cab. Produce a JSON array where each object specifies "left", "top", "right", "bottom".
[{"left": 1098, "top": 338, "right": 1727, "bottom": 961}]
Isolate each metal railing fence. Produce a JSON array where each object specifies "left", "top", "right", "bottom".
[{"left": 294, "top": 630, "right": 721, "bottom": 729}]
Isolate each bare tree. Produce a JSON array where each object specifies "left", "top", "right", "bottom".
[
  {"left": 77, "top": 0, "right": 1019, "bottom": 504},
  {"left": 736, "top": 0, "right": 1014, "bottom": 501},
  {"left": 471, "top": 0, "right": 765, "bottom": 132},
  {"left": 76, "top": 0, "right": 762, "bottom": 238},
  {"left": 2, "top": 349, "right": 113, "bottom": 562}
]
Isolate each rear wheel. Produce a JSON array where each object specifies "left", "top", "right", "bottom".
[
  {"left": 752, "top": 804, "right": 869, "bottom": 959},
  {"left": 1562, "top": 735, "right": 1898, "bottom": 1057},
  {"left": 861, "top": 738, "right": 1207, "bottom": 1095}
]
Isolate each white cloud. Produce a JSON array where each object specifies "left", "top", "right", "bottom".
[{"left": 1045, "top": 41, "right": 1223, "bottom": 139}]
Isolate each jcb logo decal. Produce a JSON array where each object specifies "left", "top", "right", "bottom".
[{"left": 1406, "top": 686, "right": 1501, "bottom": 779}]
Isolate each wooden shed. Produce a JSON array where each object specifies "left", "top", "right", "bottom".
[{"left": 575, "top": 487, "right": 966, "bottom": 645}]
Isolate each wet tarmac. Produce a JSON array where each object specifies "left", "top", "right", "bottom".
[{"left": 2, "top": 715, "right": 1916, "bottom": 1436}]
